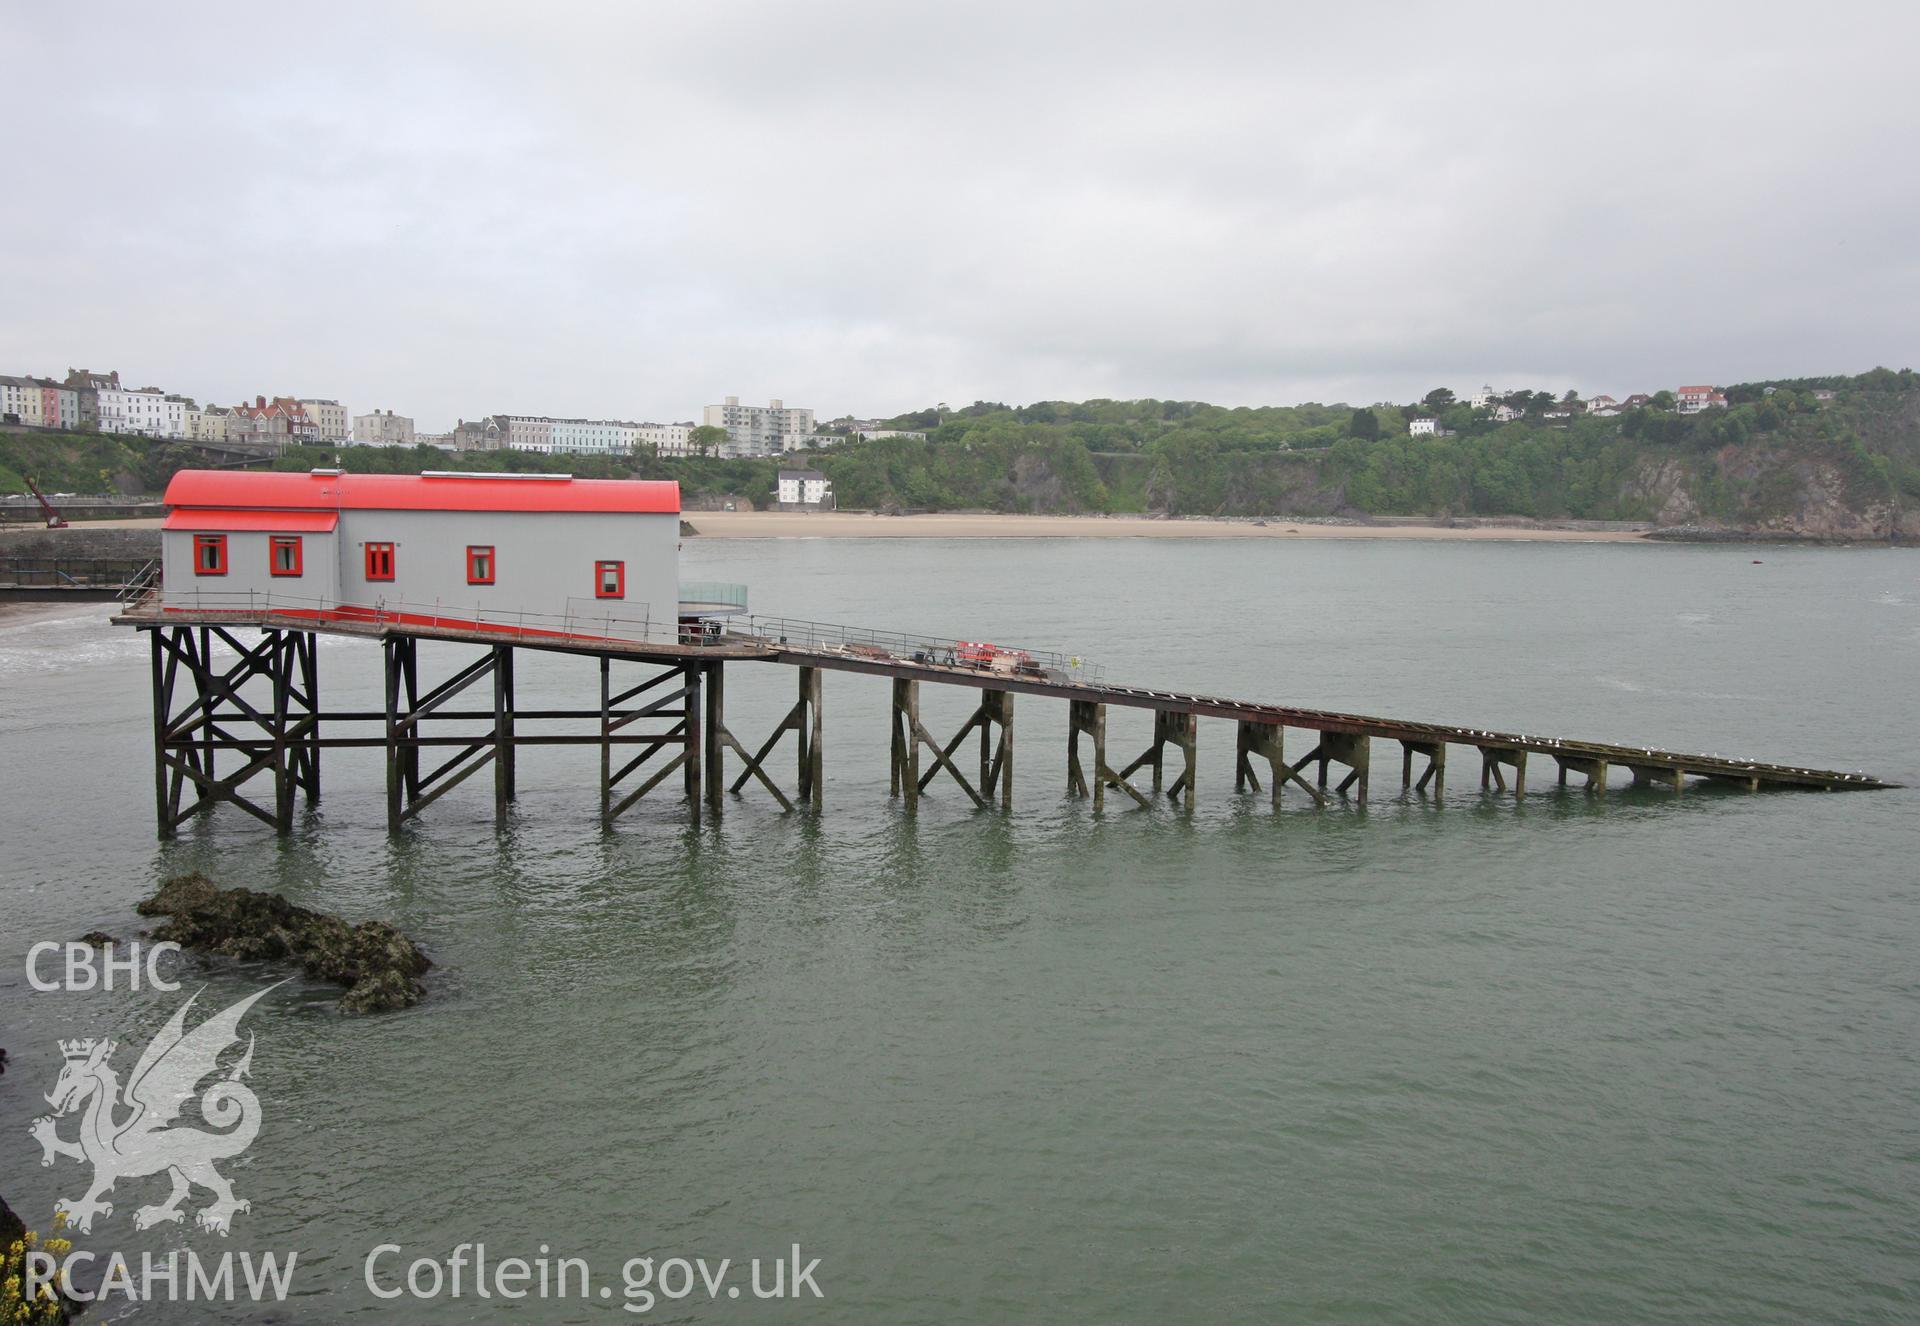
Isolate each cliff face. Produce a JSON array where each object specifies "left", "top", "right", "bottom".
[{"left": 1623, "top": 444, "right": 1910, "bottom": 542}]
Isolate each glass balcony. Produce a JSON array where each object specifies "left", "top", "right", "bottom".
[{"left": 677, "top": 580, "right": 749, "bottom": 615}]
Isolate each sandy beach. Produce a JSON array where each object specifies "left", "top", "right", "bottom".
[{"left": 683, "top": 510, "right": 1653, "bottom": 541}]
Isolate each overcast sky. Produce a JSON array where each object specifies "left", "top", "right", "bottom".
[{"left": 3, "top": 1, "right": 1916, "bottom": 428}]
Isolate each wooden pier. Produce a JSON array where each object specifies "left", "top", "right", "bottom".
[{"left": 115, "top": 604, "right": 1897, "bottom": 838}]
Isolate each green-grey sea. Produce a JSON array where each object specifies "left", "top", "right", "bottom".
[{"left": 3, "top": 536, "right": 1916, "bottom": 1323}]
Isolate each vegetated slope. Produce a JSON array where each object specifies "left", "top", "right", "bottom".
[{"left": 5, "top": 369, "right": 1916, "bottom": 539}]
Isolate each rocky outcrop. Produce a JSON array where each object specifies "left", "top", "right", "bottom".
[
  {"left": 1619, "top": 456, "right": 1703, "bottom": 526},
  {"left": 136, "top": 874, "right": 430, "bottom": 1013},
  {"left": 1625, "top": 446, "right": 1909, "bottom": 543}
]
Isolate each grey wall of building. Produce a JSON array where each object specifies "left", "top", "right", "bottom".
[
  {"left": 162, "top": 529, "right": 342, "bottom": 610},
  {"left": 163, "top": 510, "right": 679, "bottom": 635}
]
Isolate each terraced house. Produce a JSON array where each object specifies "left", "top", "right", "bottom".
[{"left": 231, "top": 395, "right": 318, "bottom": 446}]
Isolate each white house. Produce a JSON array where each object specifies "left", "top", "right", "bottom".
[
  {"left": 159, "top": 469, "right": 685, "bottom": 640},
  {"left": 634, "top": 422, "right": 694, "bottom": 457},
  {"left": 1586, "top": 394, "right": 1619, "bottom": 414},
  {"left": 776, "top": 468, "right": 833, "bottom": 507},
  {"left": 102, "top": 387, "right": 186, "bottom": 438},
  {"left": 1676, "top": 385, "right": 1728, "bottom": 414},
  {"left": 1408, "top": 417, "right": 1439, "bottom": 437},
  {"left": 1467, "top": 384, "right": 1497, "bottom": 410}
]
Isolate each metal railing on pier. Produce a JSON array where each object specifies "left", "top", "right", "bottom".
[
  {"left": 123, "top": 589, "right": 1107, "bottom": 681},
  {"left": 747, "top": 614, "right": 1105, "bottom": 685},
  {"left": 131, "top": 587, "right": 686, "bottom": 649}
]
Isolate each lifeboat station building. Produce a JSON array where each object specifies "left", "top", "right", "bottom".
[{"left": 159, "top": 469, "right": 684, "bottom": 637}]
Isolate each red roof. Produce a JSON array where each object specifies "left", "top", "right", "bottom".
[
  {"left": 163, "top": 470, "right": 680, "bottom": 515},
  {"left": 164, "top": 509, "right": 340, "bottom": 533}
]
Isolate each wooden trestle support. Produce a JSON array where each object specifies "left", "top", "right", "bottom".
[
  {"left": 709, "top": 664, "right": 823, "bottom": 814},
  {"left": 890, "top": 679, "right": 1013, "bottom": 812},
  {"left": 384, "top": 637, "right": 523, "bottom": 832},
  {"left": 598, "top": 654, "right": 704, "bottom": 830},
  {"left": 149, "top": 624, "right": 321, "bottom": 837},
  {"left": 142, "top": 621, "right": 1878, "bottom": 840}
]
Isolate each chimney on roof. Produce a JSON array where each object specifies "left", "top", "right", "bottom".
[{"left": 257, "top": 395, "right": 266, "bottom": 407}]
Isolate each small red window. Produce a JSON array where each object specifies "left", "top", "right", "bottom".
[
  {"left": 365, "top": 542, "right": 395, "bottom": 582},
  {"left": 466, "top": 545, "right": 495, "bottom": 585},
  {"left": 269, "top": 535, "right": 302, "bottom": 577},
  {"left": 594, "top": 560, "right": 624, "bottom": 599},
  {"left": 193, "top": 534, "right": 227, "bottom": 576}
]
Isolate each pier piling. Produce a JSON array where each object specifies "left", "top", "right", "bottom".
[
  {"left": 1400, "top": 739, "right": 1445, "bottom": 795},
  {"left": 896, "top": 681, "right": 1012, "bottom": 811},
  {"left": 599, "top": 657, "right": 702, "bottom": 828},
  {"left": 719, "top": 663, "right": 822, "bottom": 812},
  {"left": 148, "top": 624, "right": 319, "bottom": 837},
  {"left": 121, "top": 609, "right": 1896, "bottom": 839},
  {"left": 1553, "top": 753, "right": 1608, "bottom": 792},
  {"left": 1235, "top": 720, "right": 1286, "bottom": 806},
  {"left": 1480, "top": 745, "right": 1527, "bottom": 796}
]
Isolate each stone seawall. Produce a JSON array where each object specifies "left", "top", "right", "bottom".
[{"left": 0, "top": 527, "right": 161, "bottom": 559}]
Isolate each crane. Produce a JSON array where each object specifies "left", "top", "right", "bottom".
[{"left": 24, "top": 476, "right": 68, "bottom": 528}]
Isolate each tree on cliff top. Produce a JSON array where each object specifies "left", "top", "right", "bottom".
[{"left": 688, "top": 425, "right": 728, "bottom": 457}]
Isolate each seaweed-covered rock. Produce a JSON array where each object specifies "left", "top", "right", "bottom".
[
  {"left": 75, "top": 931, "right": 117, "bottom": 947},
  {"left": 137, "top": 873, "right": 430, "bottom": 1013}
]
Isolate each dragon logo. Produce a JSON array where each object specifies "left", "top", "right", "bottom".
[{"left": 29, "top": 982, "right": 282, "bottom": 1236}]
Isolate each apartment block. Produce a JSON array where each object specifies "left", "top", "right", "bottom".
[{"left": 702, "top": 396, "right": 816, "bottom": 457}]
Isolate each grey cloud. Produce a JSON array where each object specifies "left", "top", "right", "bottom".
[{"left": 2, "top": 0, "right": 1915, "bottom": 426}]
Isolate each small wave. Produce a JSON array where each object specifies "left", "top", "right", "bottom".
[
  {"left": 0, "top": 609, "right": 144, "bottom": 674},
  {"left": 1592, "top": 674, "right": 1758, "bottom": 703}
]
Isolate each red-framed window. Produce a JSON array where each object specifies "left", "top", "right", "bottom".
[
  {"left": 466, "top": 545, "right": 495, "bottom": 585},
  {"left": 365, "top": 542, "right": 395, "bottom": 582},
  {"left": 594, "top": 559, "right": 625, "bottom": 599},
  {"left": 269, "top": 535, "right": 303, "bottom": 577},
  {"left": 193, "top": 534, "right": 227, "bottom": 576}
]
